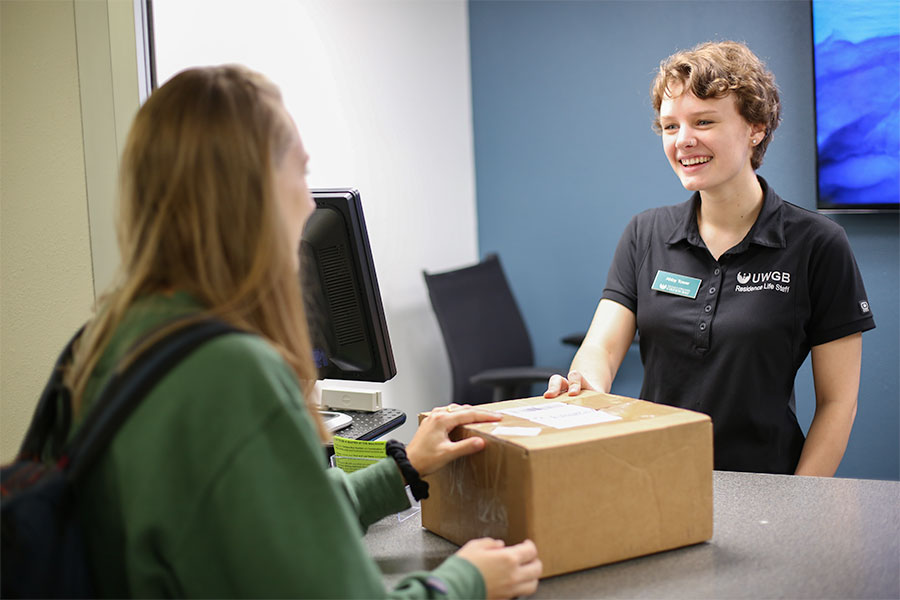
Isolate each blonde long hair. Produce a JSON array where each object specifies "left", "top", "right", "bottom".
[{"left": 66, "top": 65, "right": 327, "bottom": 440}]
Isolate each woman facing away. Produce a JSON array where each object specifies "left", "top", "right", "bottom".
[
  {"left": 61, "top": 65, "right": 541, "bottom": 598},
  {"left": 546, "top": 41, "right": 875, "bottom": 476}
]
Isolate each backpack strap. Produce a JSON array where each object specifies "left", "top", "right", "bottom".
[
  {"left": 17, "top": 326, "right": 86, "bottom": 461},
  {"left": 62, "top": 317, "right": 241, "bottom": 482}
]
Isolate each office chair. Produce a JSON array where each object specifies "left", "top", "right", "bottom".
[{"left": 423, "top": 254, "right": 562, "bottom": 405}]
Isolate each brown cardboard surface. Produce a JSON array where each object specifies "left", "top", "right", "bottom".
[{"left": 420, "top": 392, "right": 713, "bottom": 578}]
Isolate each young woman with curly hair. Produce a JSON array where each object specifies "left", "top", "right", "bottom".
[{"left": 546, "top": 41, "right": 875, "bottom": 476}]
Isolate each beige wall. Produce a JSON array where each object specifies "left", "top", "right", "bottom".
[
  {"left": 0, "top": 0, "right": 139, "bottom": 461},
  {"left": 1, "top": 0, "right": 95, "bottom": 461}
]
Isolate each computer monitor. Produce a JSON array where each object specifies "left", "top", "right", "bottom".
[{"left": 299, "top": 188, "right": 397, "bottom": 382}]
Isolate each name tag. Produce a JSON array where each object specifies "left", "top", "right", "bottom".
[{"left": 651, "top": 270, "right": 702, "bottom": 299}]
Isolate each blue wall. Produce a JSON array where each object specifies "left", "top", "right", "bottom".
[{"left": 469, "top": 0, "right": 899, "bottom": 480}]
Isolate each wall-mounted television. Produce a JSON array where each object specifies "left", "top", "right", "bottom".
[{"left": 811, "top": 0, "right": 899, "bottom": 213}]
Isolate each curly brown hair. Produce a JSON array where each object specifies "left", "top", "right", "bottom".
[{"left": 650, "top": 41, "right": 781, "bottom": 170}]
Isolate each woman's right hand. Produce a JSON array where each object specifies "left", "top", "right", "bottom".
[
  {"left": 405, "top": 404, "right": 501, "bottom": 477},
  {"left": 455, "top": 538, "right": 541, "bottom": 599},
  {"left": 544, "top": 299, "right": 636, "bottom": 400},
  {"left": 543, "top": 370, "right": 596, "bottom": 399}
]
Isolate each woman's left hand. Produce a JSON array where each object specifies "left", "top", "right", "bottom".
[{"left": 405, "top": 404, "right": 501, "bottom": 476}]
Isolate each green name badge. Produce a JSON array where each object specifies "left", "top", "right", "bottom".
[{"left": 652, "top": 270, "right": 702, "bottom": 299}]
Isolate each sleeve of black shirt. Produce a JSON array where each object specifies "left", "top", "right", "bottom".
[
  {"left": 806, "top": 224, "right": 876, "bottom": 346},
  {"left": 602, "top": 213, "right": 642, "bottom": 314}
]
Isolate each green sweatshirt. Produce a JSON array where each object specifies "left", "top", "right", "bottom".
[{"left": 74, "top": 292, "right": 484, "bottom": 598}]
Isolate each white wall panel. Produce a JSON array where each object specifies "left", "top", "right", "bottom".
[{"left": 152, "top": 0, "right": 479, "bottom": 440}]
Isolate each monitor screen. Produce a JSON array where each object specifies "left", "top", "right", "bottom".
[
  {"left": 300, "top": 188, "right": 397, "bottom": 382},
  {"left": 811, "top": 0, "right": 899, "bottom": 213}
]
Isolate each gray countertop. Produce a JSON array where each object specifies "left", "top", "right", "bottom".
[{"left": 364, "top": 471, "right": 899, "bottom": 599}]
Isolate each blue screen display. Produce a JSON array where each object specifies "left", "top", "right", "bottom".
[{"left": 812, "top": 0, "right": 899, "bottom": 211}]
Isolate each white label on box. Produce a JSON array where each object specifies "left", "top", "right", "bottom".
[
  {"left": 491, "top": 426, "right": 542, "bottom": 437},
  {"left": 499, "top": 401, "right": 621, "bottom": 429}
]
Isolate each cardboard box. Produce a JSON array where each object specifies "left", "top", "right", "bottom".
[{"left": 420, "top": 392, "right": 713, "bottom": 578}]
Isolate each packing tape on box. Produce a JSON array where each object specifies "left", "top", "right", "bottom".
[{"left": 443, "top": 436, "right": 509, "bottom": 537}]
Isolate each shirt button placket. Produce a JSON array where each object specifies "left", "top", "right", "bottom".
[
  {"left": 697, "top": 266, "right": 723, "bottom": 350},
  {"left": 710, "top": 268, "right": 724, "bottom": 319}
]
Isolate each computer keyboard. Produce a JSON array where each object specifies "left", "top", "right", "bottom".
[{"left": 329, "top": 408, "right": 406, "bottom": 441}]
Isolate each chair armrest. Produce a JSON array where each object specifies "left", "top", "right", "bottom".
[
  {"left": 470, "top": 366, "right": 561, "bottom": 388},
  {"left": 561, "top": 332, "right": 640, "bottom": 348},
  {"left": 561, "top": 333, "right": 585, "bottom": 347}
]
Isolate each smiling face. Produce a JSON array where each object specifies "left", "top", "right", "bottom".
[{"left": 659, "top": 85, "right": 766, "bottom": 197}]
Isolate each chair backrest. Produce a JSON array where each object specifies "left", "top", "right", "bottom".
[{"left": 424, "top": 254, "right": 535, "bottom": 405}]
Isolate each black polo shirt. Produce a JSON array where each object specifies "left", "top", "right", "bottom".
[{"left": 603, "top": 177, "right": 876, "bottom": 474}]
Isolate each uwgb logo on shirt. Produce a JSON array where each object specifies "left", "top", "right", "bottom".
[{"left": 735, "top": 270, "right": 792, "bottom": 293}]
